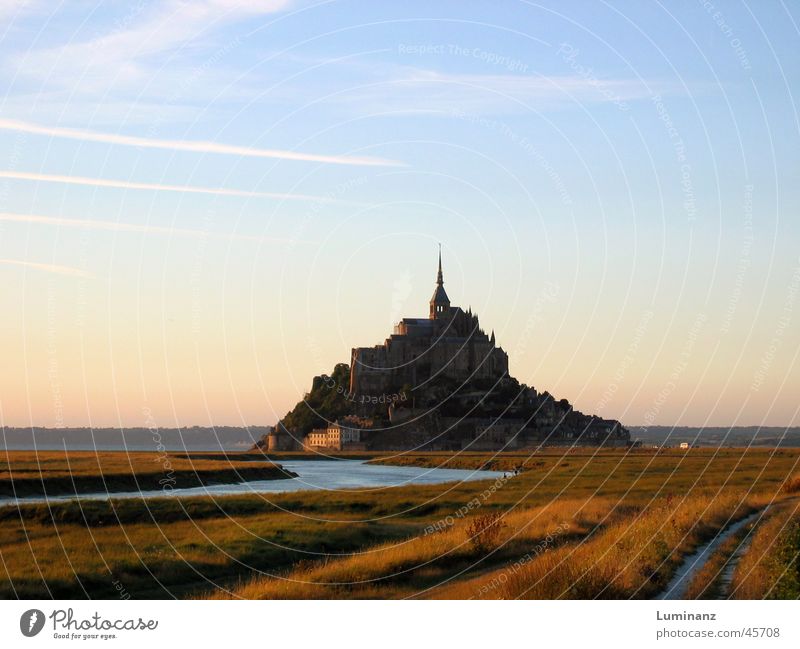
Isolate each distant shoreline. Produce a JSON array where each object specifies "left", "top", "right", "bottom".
[
  {"left": 3, "top": 425, "right": 800, "bottom": 451},
  {"left": 629, "top": 426, "right": 800, "bottom": 447}
]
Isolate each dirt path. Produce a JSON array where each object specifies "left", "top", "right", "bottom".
[
  {"left": 714, "top": 525, "right": 758, "bottom": 599},
  {"left": 655, "top": 509, "right": 765, "bottom": 600}
]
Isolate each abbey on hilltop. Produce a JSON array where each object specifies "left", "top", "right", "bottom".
[
  {"left": 349, "top": 247, "right": 509, "bottom": 399},
  {"left": 261, "top": 249, "right": 629, "bottom": 452}
]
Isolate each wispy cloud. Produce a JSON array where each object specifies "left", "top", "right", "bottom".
[
  {"left": 11, "top": 1, "right": 292, "bottom": 84},
  {"left": 0, "top": 0, "right": 39, "bottom": 21},
  {"left": 0, "top": 212, "right": 314, "bottom": 245},
  {"left": 3, "top": 3, "right": 293, "bottom": 123},
  {"left": 0, "top": 96, "right": 217, "bottom": 128},
  {"left": 0, "top": 119, "right": 401, "bottom": 167},
  {"left": 0, "top": 258, "right": 92, "bottom": 278},
  {"left": 0, "top": 170, "right": 362, "bottom": 203},
  {"left": 330, "top": 68, "right": 665, "bottom": 115}
]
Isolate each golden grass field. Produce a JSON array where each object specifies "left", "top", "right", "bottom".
[
  {"left": 729, "top": 498, "right": 800, "bottom": 598},
  {"left": 0, "top": 450, "right": 293, "bottom": 497},
  {"left": 0, "top": 447, "right": 798, "bottom": 599}
]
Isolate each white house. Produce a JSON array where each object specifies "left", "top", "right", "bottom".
[{"left": 305, "top": 421, "right": 361, "bottom": 450}]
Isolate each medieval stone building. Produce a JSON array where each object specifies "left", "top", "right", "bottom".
[
  {"left": 258, "top": 248, "right": 630, "bottom": 453},
  {"left": 349, "top": 249, "right": 509, "bottom": 399}
]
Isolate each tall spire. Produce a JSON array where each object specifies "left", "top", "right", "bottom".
[{"left": 429, "top": 243, "right": 450, "bottom": 319}]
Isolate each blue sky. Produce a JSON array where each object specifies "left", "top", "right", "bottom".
[{"left": 1, "top": 0, "right": 798, "bottom": 429}]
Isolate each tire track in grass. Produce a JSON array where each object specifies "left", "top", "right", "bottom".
[{"left": 655, "top": 509, "right": 765, "bottom": 600}]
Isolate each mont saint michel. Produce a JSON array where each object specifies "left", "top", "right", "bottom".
[
  {"left": 3, "top": 2, "right": 798, "bottom": 613},
  {"left": 265, "top": 250, "right": 630, "bottom": 452}
]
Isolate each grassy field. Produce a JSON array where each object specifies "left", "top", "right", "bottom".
[
  {"left": 0, "top": 450, "right": 294, "bottom": 498},
  {"left": 426, "top": 491, "right": 767, "bottom": 599},
  {"left": 682, "top": 518, "right": 758, "bottom": 599},
  {"left": 0, "top": 447, "right": 798, "bottom": 599},
  {"left": 730, "top": 499, "right": 800, "bottom": 598}
]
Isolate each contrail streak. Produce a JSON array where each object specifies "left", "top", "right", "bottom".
[
  {"left": 0, "top": 212, "right": 314, "bottom": 245},
  {"left": 0, "top": 258, "right": 93, "bottom": 278},
  {"left": 0, "top": 170, "right": 345, "bottom": 202},
  {"left": 0, "top": 118, "right": 402, "bottom": 167}
]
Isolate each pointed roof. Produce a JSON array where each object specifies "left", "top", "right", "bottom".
[{"left": 430, "top": 245, "right": 450, "bottom": 305}]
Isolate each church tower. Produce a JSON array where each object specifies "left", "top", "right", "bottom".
[{"left": 429, "top": 245, "right": 451, "bottom": 319}]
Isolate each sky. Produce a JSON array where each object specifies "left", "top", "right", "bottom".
[{"left": 0, "top": 0, "right": 798, "bottom": 430}]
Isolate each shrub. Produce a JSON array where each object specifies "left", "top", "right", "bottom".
[
  {"left": 781, "top": 475, "right": 800, "bottom": 494},
  {"left": 466, "top": 513, "right": 506, "bottom": 554}
]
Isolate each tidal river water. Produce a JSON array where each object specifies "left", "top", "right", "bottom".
[{"left": 0, "top": 459, "right": 506, "bottom": 507}]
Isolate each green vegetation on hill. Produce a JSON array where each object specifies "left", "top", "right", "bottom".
[
  {"left": 279, "top": 363, "right": 357, "bottom": 436},
  {"left": 275, "top": 361, "right": 597, "bottom": 440},
  {"left": 271, "top": 356, "right": 627, "bottom": 451}
]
